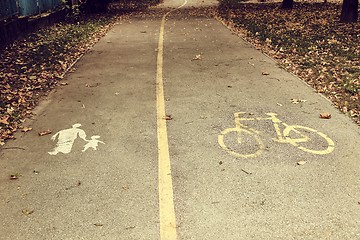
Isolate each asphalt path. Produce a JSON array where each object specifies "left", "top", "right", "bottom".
[{"left": 1, "top": 0, "right": 360, "bottom": 239}]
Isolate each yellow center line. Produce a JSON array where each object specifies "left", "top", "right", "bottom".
[{"left": 156, "top": 1, "right": 187, "bottom": 239}]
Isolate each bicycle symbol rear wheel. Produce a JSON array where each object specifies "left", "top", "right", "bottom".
[
  {"left": 283, "top": 125, "right": 335, "bottom": 155},
  {"left": 218, "top": 128, "right": 265, "bottom": 158}
]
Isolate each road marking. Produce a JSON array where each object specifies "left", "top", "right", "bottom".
[
  {"left": 218, "top": 112, "right": 334, "bottom": 158},
  {"left": 48, "top": 123, "right": 105, "bottom": 155},
  {"left": 156, "top": 1, "right": 187, "bottom": 239}
]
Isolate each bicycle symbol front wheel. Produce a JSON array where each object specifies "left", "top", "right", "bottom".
[
  {"left": 283, "top": 125, "right": 335, "bottom": 155},
  {"left": 218, "top": 128, "right": 265, "bottom": 158}
]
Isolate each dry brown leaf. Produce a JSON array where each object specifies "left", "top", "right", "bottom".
[
  {"left": 38, "top": 129, "right": 52, "bottom": 136},
  {"left": 320, "top": 113, "right": 332, "bottom": 119},
  {"left": 10, "top": 174, "right": 19, "bottom": 180},
  {"left": 164, "top": 115, "right": 173, "bottom": 120},
  {"left": 0, "top": 116, "right": 10, "bottom": 125},
  {"left": 22, "top": 127, "right": 33, "bottom": 133}
]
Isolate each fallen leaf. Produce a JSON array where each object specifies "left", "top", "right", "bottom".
[
  {"left": 10, "top": 174, "right": 19, "bottom": 180},
  {"left": 38, "top": 129, "right": 52, "bottom": 136},
  {"left": 22, "top": 209, "right": 34, "bottom": 215},
  {"left": 192, "top": 54, "right": 201, "bottom": 60},
  {"left": 262, "top": 71, "right": 269, "bottom": 75},
  {"left": 320, "top": 113, "right": 332, "bottom": 119},
  {"left": 164, "top": 115, "right": 173, "bottom": 120},
  {"left": 297, "top": 160, "right": 306, "bottom": 165},
  {"left": 291, "top": 99, "right": 307, "bottom": 104},
  {"left": 86, "top": 83, "right": 101, "bottom": 88},
  {"left": 22, "top": 127, "right": 33, "bottom": 133},
  {"left": 0, "top": 116, "right": 10, "bottom": 125}
]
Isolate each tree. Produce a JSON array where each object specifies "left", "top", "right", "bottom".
[
  {"left": 281, "top": 0, "right": 293, "bottom": 9},
  {"left": 340, "top": 0, "right": 359, "bottom": 22}
]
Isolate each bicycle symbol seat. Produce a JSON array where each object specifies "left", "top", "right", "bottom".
[{"left": 218, "top": 112, "right": 335, "bottom": 158}]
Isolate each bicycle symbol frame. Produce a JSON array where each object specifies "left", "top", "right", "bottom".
[{"left": 218, "top": 112, "right": 335, "bottom": 158}]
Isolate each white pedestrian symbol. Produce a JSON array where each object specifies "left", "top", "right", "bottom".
[
  {"left": 48, "top": 123, "right": 104, "bottom": 155},
  {"left": 82, "top": 136, "right": 105, "bottom": 152}
]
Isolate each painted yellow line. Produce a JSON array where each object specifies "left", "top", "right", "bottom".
[{"left": 156, "top": 1, "right": 187, "bottom": 239}]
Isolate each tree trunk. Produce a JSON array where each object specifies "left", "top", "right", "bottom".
[
  {"left": 281, "top": 0, "right": 293, "bottom": 9},
  {"left": 340, "top": 0, "right": 358, "bottom": 23}
]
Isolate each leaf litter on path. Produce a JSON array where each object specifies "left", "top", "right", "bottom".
[
  {"left": 217, "top": 2, "right": 359, "bottom": 126},
  {"left": 0, "top": 15, "right": 120, "bottom": 144}
]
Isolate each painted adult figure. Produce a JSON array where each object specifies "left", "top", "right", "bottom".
[{"left": 48, "top": 123, "right": 87, "bottom": 155}]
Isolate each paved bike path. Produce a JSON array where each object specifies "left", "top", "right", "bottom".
[
  {"left": 163, "top": 12, "right": 360, "bottom": 239},
  {"left": 1, "top": 0, "right": 360, "bottom": 239}
]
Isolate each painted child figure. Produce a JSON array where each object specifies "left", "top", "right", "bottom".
[{"left": 82, "top": 135, "right": 105, "bottom": 152}]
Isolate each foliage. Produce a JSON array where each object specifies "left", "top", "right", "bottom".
[
  {"left": 109, "top": 0, "right": 163, "bottom": 13},
  {"left": 61, "top": 0, "right": 82, "bottom": 22},
  {"left": 217, "top": 2, "right": 360, "bottom": 125},
  {"left": 0, "top": 0, "right": 162, "bottom": 144},
  {"left": 0, "top": 15, "right": 116, "bottom": 143}
]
